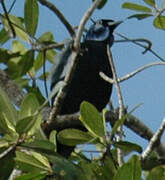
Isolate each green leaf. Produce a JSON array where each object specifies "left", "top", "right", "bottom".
[
  {"left": 0, "top": 139, "right": 9, "bottom": 148},
  {"left": 16, "top": 97, "right": 41, "bottom": 136},
  {"left": 143, "top": 0, "right": 155, "bottom": 7},
  {"left": 12, "top": 40, "right": 27, "bottom": 54},
  {"left": 2, "top": 14, "right": 29, "bottom": 41},
  {"left": 22, "top": 139, "right": 56, "bottom": 153},
  {"left": 49, "top": 130, "right": 57, "bottom": 149},
  {"left": 0, "top": 28, "right": 10, "bottom": 45},
  {"left": 154, "top": 16, "right": 165, "bottom": 30},
  {"left": 146, "top": 166, "right": 165, "bottom": 180},
  {"left": 46, "top": 49, "right": 56, "bottom": 63},
  {"left": 80, "top": 101, "right": 105, "bottom": 138},
  {"left": 0, "top": 87, "right": 17, "bottom": 134},
  {"left": 38, "top": 32, "right": 54, "bottom": 43},
  {"left": 15, "top": 150, "right": 52, "bottom": 173},
  {"left": 128, "top": 13, "right": 152, "bottom": 20},
  {"left": 57, "top": 129, "right": 94, "bottom": 146},
  {"left": 18, "top": 50, "right": 35, "bottom": 76},
  {"left": 19, "top": 93, "right": 40, "bottom": 120},
  {"left": 114, "top": 155, "right": 141, "bottom": 180},
  {"left": 14, "top": 172, "right": 47, "bottom": 180},
  {"left": 34, "top": 52, "right": 44, "bottom": 72},
  {"left": 24, "top": 0, "right": 39, "bottom": 36},
  {"left": 16, "top": 115, "right": 37, "bottom": 135},
  {"left": 113, "top": 141, "right": 143, "bottom": 154},
  {"left": 0, "top": 150, "right": 15, "bottom": 180},
  {"left": 0, "top": 49, "right": 20, "bottom": 63},
  {"left": 122, "top": 2, "right": 152, "bottom": 12},
  {"left": 25, "top": 86, "right": 46, "bottom": 105},
  {"left": 50, "top": 156, "right": 79, "bottom": 180},
  {"left": 92, "top": 0, "right": 107, "bottom": 9}
]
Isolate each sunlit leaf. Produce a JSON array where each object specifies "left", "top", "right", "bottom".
[
  {"left": 49, "top": 130, "right": 57, "bottom": 149},
  {"left": 58, "top": 129, "right": 94, "bottom": 146},
  {"left": 38, "top": 32, "right": 54, "bottom": 43},
  {"left": 122, "top": 2, "right": 152, "bottom": 12},
  {"left": 0, "top": 49, "right": 20, "bottom": 63},
  {"left": 114, "top": 155, "right": 141, "bottom": 180},
  {"left": 16, "top": 115, "right": 37, "bottom": 135},
  {"left": 0, "top": 87, "right": 17, "bottom": 134},
  {"left": 2, "top": 14, "right": 29, "bottom": 41},
  {"left": 143, "top": 0, "right": 155, "bottom": 7},
  {"left": 19, "top": 93, "right": 40, "bottom": 119},
  {"left": 0, "top": 28, "right": 10, "bottom": 45},
  {"left": 113, "top": 141, "right": 142, "bottom": 154},
  {"left": 18, "top": 50, "right": 34, "bottom": 76},
  {"left": 146, "top": 165, "right": 165, "bottom": 180},
  {"left": 15, "top": 150, "right": 52, "bottom": 173},
  {"left": 22, "top": 139, "right": 56, "bottom": 153},
  {"left": 80, "top": 101, "right": 105, "bottom": 138},
  {"left": 154, "top": 16, "right": 165, "bottom": 30},
  {"left": 24, "top": 0, "right": 39, "bottom": 36}
]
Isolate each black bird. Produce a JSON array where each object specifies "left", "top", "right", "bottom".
[{"left": 50, "top": 19, "right": 122, "bottom": 157}]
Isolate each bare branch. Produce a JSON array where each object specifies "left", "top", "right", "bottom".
[
  {"left": 1, "top": 0, "right": 16, "bottom": 37},
  {"left": 43, "top": 108, "right": 165, "bottom": 158},
  {"left": 107, "top": 45, "right": 125, "bottom": 166},
  {"left": 141, "top": 118, "right": 165, "bottom": 160},
  {"left": 100, "top": 61, "right": 165, "bottom": 84},
  {"left": 38, "top": 0, "right": 75, "bottom": 38},
  {"left": 115, "top": 32, "right": 165, "bottom": 62}
]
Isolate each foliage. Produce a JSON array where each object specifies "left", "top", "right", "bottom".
[
  {"left": 122, "top": 0, "right": 165, "bottom": 29},
  {"left": 0, "top": 0, "right": 165, "bottom": 179}
]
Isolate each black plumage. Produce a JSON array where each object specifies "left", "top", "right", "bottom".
[{"left": 50, "top": 19, "right": 122, "bottom": 157}]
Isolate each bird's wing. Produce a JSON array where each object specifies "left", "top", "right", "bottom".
[{"left": 50, "top": 41, "right": 73, "bottom": 90}]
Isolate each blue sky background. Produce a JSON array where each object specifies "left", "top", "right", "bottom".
[{"left": 2, "top": 0, "right": 165, "bottom": 150}]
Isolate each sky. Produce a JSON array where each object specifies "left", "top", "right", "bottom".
[{"left": 2, "top": 0, "right": 165, "bottom": 150}]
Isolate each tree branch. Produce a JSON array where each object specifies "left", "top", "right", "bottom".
[
  {"left": 100, "top": 61, "right": 165, "bottom": 84},
  {"left": 141, "top": 118, "right": 165, "bottom": 160},
  {"left": 115, "top": 32, "right": 165, "bottom": 62},
  {"left": 38, "top": 0, "right": 75, "bottom": 38},
  {"left": 43, "top": 107, "right": 165, "bottom": 158},
  {"left": 1, "top": 0, "right": 16, "bottom": 37},
  {"left": 107, "top": 45, "right": 125, "bottom": 166}
]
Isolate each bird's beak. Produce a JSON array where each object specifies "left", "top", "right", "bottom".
[{"left": 107, "top": 20, "right": 123, "bottom": 29}]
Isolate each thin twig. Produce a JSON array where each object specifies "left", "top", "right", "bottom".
[
  {"left": 47, "top": 0, "right": 102, "bottom": 125},
  {"left": 100, "top": 61, "right": 165, "bottom": 84},
  {"left": 0, "top": 144, "right": 16, "bottom": 159},
  {"left": 141, "top": 118, "right": 165, "bottom": 160},
  {"left": 8, "top": 0, "right": 16, "bottom": 13},
  {"left": 43, "top": 50, "right": 48, "bottom": 98},
  {"left": 38, "top": 0, "right": 75, "bottom": 38},
  {"left": 115, "top": 32, "right": 165, "bottom": 62},
  {"left": 1, "top": 0, "right": 16, "bottom": 37},
  {"left": 73, "top": 0, "right": 101, "bottom": 49},
  {"left": 107, "top": 45, "right": 124, "bottom": 166}
]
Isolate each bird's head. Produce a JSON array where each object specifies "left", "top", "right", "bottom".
[{"left": 84, "top": 19, "right": 122, "bottom": 46}]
